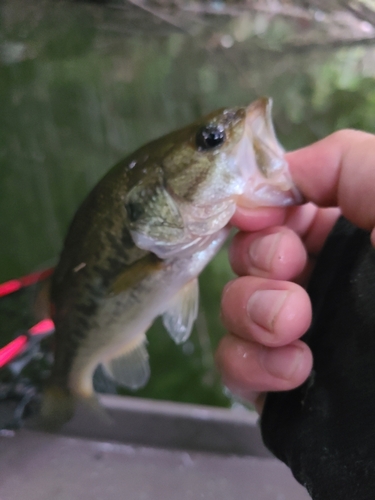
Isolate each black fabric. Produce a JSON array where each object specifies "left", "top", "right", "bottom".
[{"left": 261, "top": 217, "right": 375, "bottom": 499}]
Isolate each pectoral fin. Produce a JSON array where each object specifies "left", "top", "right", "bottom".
[
  {"left": 102, "top": 334, "right": 150, "bottom": 390},
  {"left": 162, "top": 278, "right": 199, "bottom": 344},
  {"left": 110, "top": 254, "right": 163, "bottom": 295}
]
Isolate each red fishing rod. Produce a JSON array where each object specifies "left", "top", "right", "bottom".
[{"left": 0, "top": 268, "right": 55, "bottom": 369}]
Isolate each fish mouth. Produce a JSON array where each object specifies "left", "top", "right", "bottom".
[{"left": 236, "top": 97, "right": 302, "bottom": 208}]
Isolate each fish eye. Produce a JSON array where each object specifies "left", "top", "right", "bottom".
[{"left": 195, "top": 124, "right": 226, "bottom": 151}]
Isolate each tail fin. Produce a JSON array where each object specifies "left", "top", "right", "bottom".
[
  {"left": 37, "top": 385, "right": 112, "bottom": 432},
  {"left": 39, "top": 385, "right": 75, "bottom": 431}
]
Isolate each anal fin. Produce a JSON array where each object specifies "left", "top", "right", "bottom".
[
  {"left": 102, "top": 334, "right": 150, "bottom": 390},
  {"left": 162, "top": 278, "right": 199, "bottom": 344}
]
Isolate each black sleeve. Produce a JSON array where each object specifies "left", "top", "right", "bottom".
[{"left": 261, "top": 216, "right": 375, "bottom": 500}]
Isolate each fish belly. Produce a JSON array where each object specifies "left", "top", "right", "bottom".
[{"left": 68, "top": 228, "right": 229, "bottom": 397}]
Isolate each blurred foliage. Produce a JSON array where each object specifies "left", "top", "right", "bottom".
[{"left": 1, "top": 0, "right": 375, "bottom": 407}]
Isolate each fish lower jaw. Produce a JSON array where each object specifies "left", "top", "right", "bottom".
[{"left": 237, "top": 176, "right": 303, "bottom": 208}]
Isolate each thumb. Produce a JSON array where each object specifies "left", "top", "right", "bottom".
[{"left": 286, "top": 129, "right": 375, "bottom": 241}]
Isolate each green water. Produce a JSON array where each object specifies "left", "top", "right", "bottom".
[{"left": 1, "top": 0, "right": 375, "bottom": 407}]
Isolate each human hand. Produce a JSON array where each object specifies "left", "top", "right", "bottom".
[{"left": 217, "top": 129, "right": 375, "bottom": 413}]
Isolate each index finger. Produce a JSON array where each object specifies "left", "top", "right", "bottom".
[{"left": 287, "top": 129, "right": 375, "bottom": 236}]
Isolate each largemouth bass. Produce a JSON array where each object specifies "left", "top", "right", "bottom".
[{"left": 42, "top": 98, "right": 301, "bottom": 427}]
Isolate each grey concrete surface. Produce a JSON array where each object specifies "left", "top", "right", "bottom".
[{"left": 0, "top": 395, "right": 310, "bottom": 500}]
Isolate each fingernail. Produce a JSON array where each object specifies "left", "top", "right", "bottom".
[
  {"left": 249, "top": 233, "right": 282, "bottom": 271},
  {"left": 261, "top": 344, "right": 304, "bottom": 380},
  {"left": 247, "top": 289, "right": 289, "bottom": 331}
]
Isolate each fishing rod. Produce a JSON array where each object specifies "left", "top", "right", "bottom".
[{"left": 0, "top": 269, "right": 55, "bottom": 368}]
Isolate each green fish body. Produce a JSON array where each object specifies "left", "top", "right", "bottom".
[{"left": 41, "top": 98, "right": 301, "bottom": 426}]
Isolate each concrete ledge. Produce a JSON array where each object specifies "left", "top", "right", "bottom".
[
  {"left": 58, "top": 394, "right": 270, "bottom": 457},
  {"left": 0, "top": 395, "right": 310, "bottom": 499}
]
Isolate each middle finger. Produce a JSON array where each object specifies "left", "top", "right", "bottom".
[{"left": 221, "top": 277, "right": 312, "bottom": 347}]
